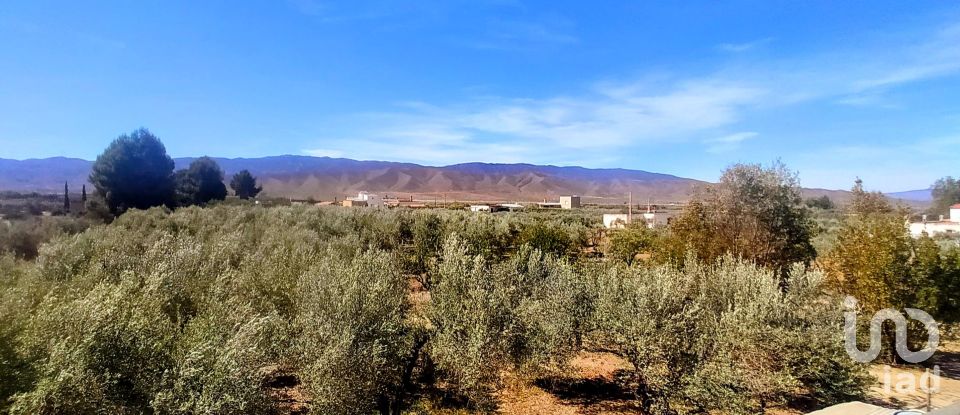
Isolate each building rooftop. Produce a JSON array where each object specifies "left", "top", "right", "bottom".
[{"left": 952, "top": 203, "right": 960, "bottom": 209}]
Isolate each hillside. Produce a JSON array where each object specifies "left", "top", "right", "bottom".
[
  {"left": 0, "top": 156, "right": 705, "bottom": 202},
  {"left": 885, "top": 188, "right": 933, "bottom": 202}
]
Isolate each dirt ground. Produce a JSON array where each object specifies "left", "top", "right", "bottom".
[
  {"left": 868, "top": 340, "right": 960, "bottom": 411},
  {"left": 497, "top": 351, "right": 639, "bottom": 415}
]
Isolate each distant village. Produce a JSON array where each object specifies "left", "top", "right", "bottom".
[
  {"left": 294, "top": 191, "right": 680, "bottom": 230},
  {"left": 295, "top": 191, "right": 960, "bottom": 237}
]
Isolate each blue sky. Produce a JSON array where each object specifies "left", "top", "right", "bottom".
[{"left": 1, "top": 1, "right": 959, "bottom": 191}]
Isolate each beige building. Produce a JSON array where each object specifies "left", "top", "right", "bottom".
[
  {"left": 560, "top": 195, "right": 581, "bottom": 209},
  {"left": 342, "top": 191, "right": 383, "bottom": 208},
  {"left": 341, "top": 199, "right": 368, "bottom": 207}
]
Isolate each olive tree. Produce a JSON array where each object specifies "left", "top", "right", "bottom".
[
  {"left": 664, "top": 161, "right": 815, "bottom": 273},
  {"left": 594, "top": 258, "right": 869, "bottom": 413}
]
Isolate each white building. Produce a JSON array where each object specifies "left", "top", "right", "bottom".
[
  {"left": 641, "top": 211, "right": 674, "bottom": 228},
  {"left": 603, "top": 214, "right": 630, "bottom": 229},
  {"left": 348, "top": 191, "right": 383, "bottom": 208},
  {"left": 909, "top": 204, "right": 960, "bottom": 237},
  {"left": 560, "top": 195, "right": 581, "bottom": 209},
  {"left": 604, "top": 209, "right": 675, "bottom": 230},
  {"left": 470, "top": 205, "right": 492, "bottom": 212}
]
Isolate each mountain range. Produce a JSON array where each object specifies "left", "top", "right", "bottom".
[
  {"left": 0, "top": 156, "right": 706, "bottom": 202},
  {"left": 884, "top": 188, "right": 933, "bottom": 202},
  {"left": 0, "top": 155, "right": 861, "bottom": 203}
]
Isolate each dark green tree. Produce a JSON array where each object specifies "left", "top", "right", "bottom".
[
  {"left": 63, "top": 182, "right": 70, "bottom": 213},
  {"left": 229, "top": 169, "right": 262, "bottom": 200},
  {"left": 805, "top": 195, "right": 835, "bottom": 210},
  {"left": 931, "top": 176, "right": 960, "bottom": 216},
  {"left": 89, "top": 128, "right": 175, "bottom": 214},
  {"left": 175, "top": 157, "right": 227, "bottom": 206}
]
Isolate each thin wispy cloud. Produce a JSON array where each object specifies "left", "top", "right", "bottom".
[
  {"left": 704, "top": 131, "right": 758, "bottom": 153},
  {"left": 303, "top": 78, "right": 764, "bottom": 166},
  {"left": 717, "top": 37, "right": 774, "bottom": 53},
  {"left": 851, "top": 24, "right": 960, "bottom": 91},
  {"left": 302, "top": 17, "right": 960, "bottom": 174}
]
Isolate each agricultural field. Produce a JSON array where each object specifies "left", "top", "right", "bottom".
[{"left": 0, "top": 203, "right": 882, "bottom": 414}]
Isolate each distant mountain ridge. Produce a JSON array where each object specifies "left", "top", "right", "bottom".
[
  {"left": 0, "top": 155, "right": 703, "bottom": 202},
  {"left": 885, "top": 188, "right": 933, "bottom": 202}
]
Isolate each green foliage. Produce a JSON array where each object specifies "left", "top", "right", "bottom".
[
  {"left": 805, "top": 195, "right": 835, "bottom": 210},
  {"left": 229, "top": 169, "right": 262, "bottom": 200},
  {"left": 427, "top": 237, "right": 587, "bottom": 407},
  {"left": 663, "top": 162, "right": 816, "bottom": 273},
  {"left": 848, "top": 178, "right": 894, "bottom": 216},
  {"left": 826, "top": 199, "right": 960, "bottom": 324},
  {"left": 175, "top": 157, "right": 228, "bottom": 207},
  {"left": 0, "top": 204, "right": 875, "bottom": 414},
  {"left": 604, "top": 222, "right": 656, "bottom": 264},
  {"left": 824, "top": 183, "right": 960, "bottom": 361},
  {"left": 408, "top": 212, "right": 443, "bottom": 276},
  {"left": 518, "top": 222, "right": 574, "bottom": 257},
  {"left": 62, "top": 182, "right": 70, "bottom": 213},
  {"left": 293, "top": 250, "right": 410, "bottom": 414},
  {"left": 89, "top": 128, "right": 175, "bottom": 214},
  {"left": 0, "top": 216, "right": 91, "bottom": 259},
  {"left": 594, "top": 258, "right": 869, "bottom": 413},
  {"left": 931, "top": 176, "right": 960, "bottom": 216}
]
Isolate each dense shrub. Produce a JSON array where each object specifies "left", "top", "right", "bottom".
[
  {"left": 427, "top": 237, "right": 589, "bottom": 407},
  {"left": 0, "top": 216, "right": 91, "bottom": 259},
  {"left": 594, "top": 258, "right": 869, "bottom": 413},
  {"left": 0, "top": 205, "right": 872, "bottom": 414},
  {"left": 604, "top": 222, "right": 657, "bottom": 264},
  {"left": 293, "top": 250, "right": 410, "bottom": 414}
]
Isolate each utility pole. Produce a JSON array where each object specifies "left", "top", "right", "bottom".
[{"left": 628, "top": 192, "right": 632, "bottom": 224}]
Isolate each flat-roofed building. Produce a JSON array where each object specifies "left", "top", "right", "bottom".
[
  {"left": 909, "top": 204, "right": 960, "bottom": 237},
  {"left": 560, "top": 195, "right": 580, "bottom": 209}
]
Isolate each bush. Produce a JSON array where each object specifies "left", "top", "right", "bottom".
[
  {"left": 427, "top": 237, "right": 589, "bottom": 407},
  {"left": 593, "top": 258, "right": 869, "bottom": 413},
  {"left": 0, "top": 204, "right": 871, "bottom": 414},
  {"left": 293, "top": 249, "right": 410, "bottom": 414}
]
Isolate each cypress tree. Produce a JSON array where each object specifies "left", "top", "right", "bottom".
[{"left": 64, "top": 182, "right": 70, "bottom": 213}]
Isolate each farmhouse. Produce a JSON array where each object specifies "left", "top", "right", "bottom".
[
  {"left": 560, "top": 195, "right": 580, "bottom": 209},
  {"left": 342, "top": 191, "right": 383, "bottom": 208},
  {"left": 603, "top": 213, "right": 630, "bottom": 229},
  {"left": 909, "top": 204, "right": 960, "bottom": 237},
  {"left": 469, "top": 203, "right": 524, "bottom": 212},
  {"left": 603, "top": 207, "right": 676, "bottom": 229}
]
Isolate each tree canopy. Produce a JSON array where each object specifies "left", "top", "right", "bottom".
[
  {"left": 89, "top": 128, "right": 176, "bottom": 214},
  {"left": 230, "top": 169, "right": 262, "bottom": 200},
  {"left": 175, "top": 157, "right": 227, "bottom": 206},
  {"left": 663, "top": 161, "right": 816, "bottom": 272},
  {"left": 931, "top": 176, "right": 960, "bottom": 216}
]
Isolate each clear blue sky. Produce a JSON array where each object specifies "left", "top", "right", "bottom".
[{"left": 1, "top": 1, "right": 958, "bottom": 191}]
